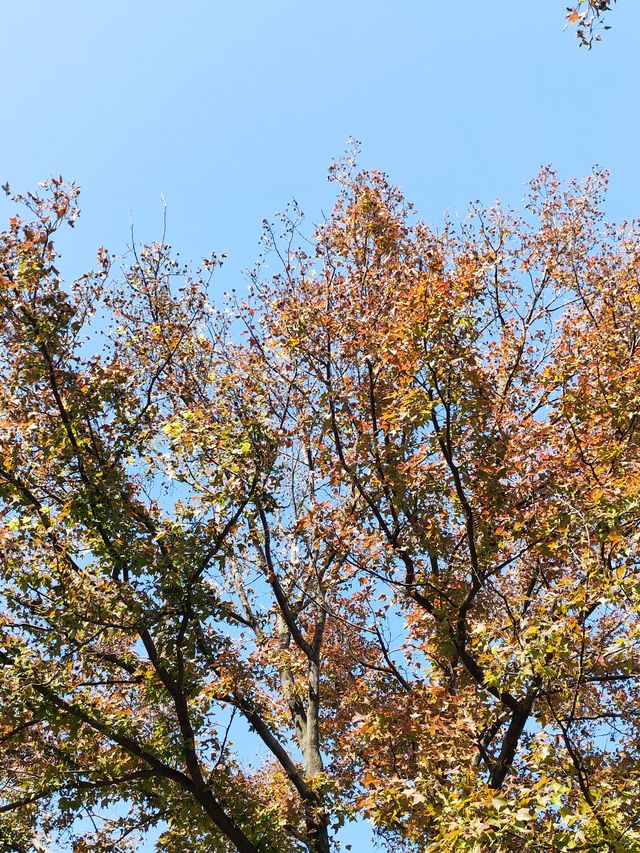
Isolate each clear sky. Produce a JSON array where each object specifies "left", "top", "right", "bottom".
[
  {"left": 1, "top": 1, "right": 638, "bottom": 850},
  {"left": 2, "top": 1, "right": 639, "bottom": 289}
]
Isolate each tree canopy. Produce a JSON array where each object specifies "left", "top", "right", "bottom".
[
  {"left": 0, "top": 160, "right": 639, "bottom": 852},
  {"left": 567, "top": 1, "right": 616, "bottom": 46}
]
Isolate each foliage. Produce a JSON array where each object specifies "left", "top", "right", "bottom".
[
  {"left": 566, "top": 1, "right": 616, "bottom": 46},
  {"left": 1, "top": 160, "right": 640, "bottom": 852}
]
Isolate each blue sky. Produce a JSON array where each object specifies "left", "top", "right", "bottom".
[
  {"left": 2, "top": 1, "right": 639, "bottom": 290},
  {"left": 1, "top": 1, "right": 638, "bottom": 850}
]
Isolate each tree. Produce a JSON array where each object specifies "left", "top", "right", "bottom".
[
  {"left": 0, "top": 161, "right": 639, "bottom": 852},
  {"left": 566, "top": 1, "right": 616, "bottom": 46},
  {"left": 0, "top": 181, "right": 337, "bottom": 853}
]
